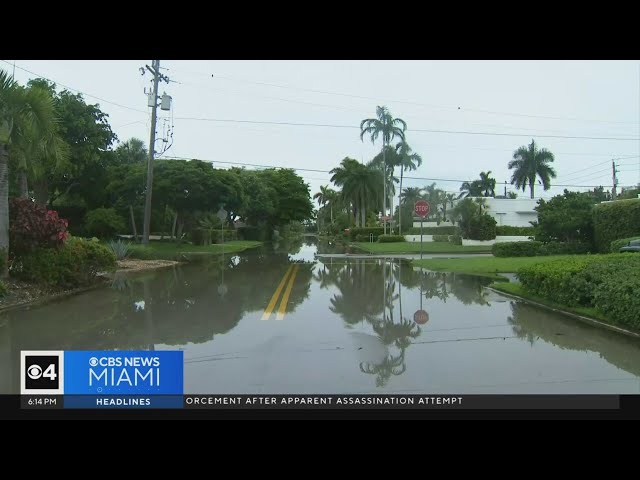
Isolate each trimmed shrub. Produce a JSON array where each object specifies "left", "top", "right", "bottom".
[
  {"left": 492, "top": 241, "right": 543, "bottom": 257},
  {"left": 405, "top": 226, "right": 459, "bottom": 235},
  {"left": 611, "top": 236, "right": 640, "bottom": 253},
  {"left": 495, "top": 225, "right": 535, "bottom": 236},
  {"left": 593, "top": 199, "right": 640, "bottom": 252},
  {"left": 378, "top": 235, "right": 406, "bottom": 243},
  {"left": 433, "top": 235, "right": 450, "bottom": 242},
  {"left": 593, "top": 271, "right": 640, "bottom": 330},
  {"left": 538, "top": 242, "right": 591, "bottom": 255},
  {"left": 349, "top": 227, "right": 384, "bottom": 241},
  {"left": 84, "top": 208, "right": 126, "bottom": 239},
  {"left": 11, "top": 237, "right": 117, "bottom": 287},
  {"left": 449, "top": 235, "right": 462, "bottom": 245},
  {"left": 517, "top": 256, "right": 599, "bottom": 306},
  {"left": 9, "top": 197, "right": 69, "bottom": 255},
  {"left": 467, "top": 214, "right": 497, "bottom": 240},
  {"left": 355, "top": 234, "right": 372, "bottom": 242}
]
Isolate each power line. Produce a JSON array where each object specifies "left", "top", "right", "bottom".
[
  {"left": 1, "top": 60, "right": 148, "bottom": 115},
  {"left": 163, "top": 155, "right": 615, "bottom": 188},
  {"left": 174, "top": 116, "right": 640, "bottom": 141},
  {"left": 203, "top": 69, "right": 640, "bottom": 126}
]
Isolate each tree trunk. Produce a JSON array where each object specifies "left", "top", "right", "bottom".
[
  {"left": 171, "top": 212, "right": 178, "bottom": 242},
  {"left": 360, "top": 190, "right": 366, "bottom": 228},
  {"left": 399, "top": 169, "right": 404, "bottom": 235},
  {"left": 176, "top": 217, "right": 184, "bottom": 244},
  {"left": 0, "top": 143, "right": 10, "bottom": 278},
  {"left": 129, "top": 204, "right": 138, "bottom": 241},
  {"left": 18, "top": 171, "right": 28, "bottom": 199},
  {"left": 161, "top": 203, "right": 167, "bottom": 240},
  {"left": 530, "top": 179, "right": 535, "bottom": 199},
  {"left": 33, "top": 179, "right": 49, "bottom": 208},
  {"left": 382, "top": 145, "right": 387, "bottom": 235}
]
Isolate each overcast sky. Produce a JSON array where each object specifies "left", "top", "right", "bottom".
[{"left": 4, "top": 60, "right": 640, "bottom": 202}]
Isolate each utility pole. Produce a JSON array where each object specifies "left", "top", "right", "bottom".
[
  {"left": 142, "top": 60, "right": 170, "bottom": 245},
  {"left": 612, "top": 160, "right": 619, "bottom": 200}
]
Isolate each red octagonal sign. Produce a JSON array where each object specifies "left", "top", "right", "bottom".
[{"left": 414, "top": 200, "right": 430, "bottom": 218}]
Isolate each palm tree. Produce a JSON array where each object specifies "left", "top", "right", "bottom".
[
  {"left": 400, "top": 187, "right": 423, "bottom": 206},
  {"left": 1, "top": 70, "right": 64, "bottom": 276},
  {"left": 458, "top": 180, "right": 483, "bottom": 199},
  {"left": 116, "top": 137, "right": 147, "bottom": 164},
  {"left": 330, "top": 158, "right": 382, "bottom": 228},
  {"left": 509, "top": 139, "right": 557, "bottom": 199},
  {"left": 478, "top": 171, "right": 496, "bottom": 197},
  {"left": 313, "top": 185, "right": 337, "bottom": 228},
  {"left": 360, "top": 106, "right": 407, "bottom": 234},
  {"left": 394, "top": 141, "right": 422, "bottom": 235}
]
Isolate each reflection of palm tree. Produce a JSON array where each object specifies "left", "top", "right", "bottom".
[{"left": 360, "top": 350, "right": 407, "bottom": 388}]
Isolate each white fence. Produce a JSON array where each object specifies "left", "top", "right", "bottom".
[{"left": 461, "top": 236, "right": 532, "bottom": 246}]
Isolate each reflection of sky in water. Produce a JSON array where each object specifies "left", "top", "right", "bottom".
[{"left": 1, "top": 239, "right": 640, "bottom": 394}]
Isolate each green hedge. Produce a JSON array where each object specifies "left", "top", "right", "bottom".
[
  {"left": 593, "top": 199, "right": 640, "bottom": 252},
  {"left": 432, "top": 234, "right": 450, "bottom": 242},
  {"left": 517, "top": 254, "right": 640, "bottom": 330},
  {"left": 11, "top": 237, "right": 117, "bottom": 287},
  {"left": 495, "top": 225, "right": 535, "bottom": 236},
  {"left": 610, "top": 236, "right": 640, "bottom": 253},
  {"left": 349, "top": 227, "right": 384, "bottom": 241},
  {"left": 492, "top": 241, "right": 591, "bottom": 257},
  {"left": 467, "top": 215, "right": 497, "bottom": 240},
  {"left": 237, "top": 226, "right": 269, "bottom": 241},
  {"left": 84, "top": 208, "right": 126, "bottom": 239},
  {"left": 405, "top": 226, "right": 459, "bottom": 235},
  {"left": 449, "top": 235, "right": 462, "bottom": 245},
  {"left": 492, "top": 241, "right": 543, "bottom": 257},
  {"left": 378, "top": 235, "right": 406, "bottom": 243}
]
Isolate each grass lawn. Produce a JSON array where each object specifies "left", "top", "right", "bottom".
[
  {"left": 411, "top": 254, "right": 582, "bottom": 276},
  {"left": 490, "top": 281, "right": 611, "bottom": 324},
  {"left": 128, "top": 240, "right": 263, "bottom": 260},
  {"left": 352, "top": 242, "right": 492, "bottom": 254}
]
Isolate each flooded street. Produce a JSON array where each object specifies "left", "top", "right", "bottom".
[{"left": 1, "top": 238, "right": 639, "bottom": 394}]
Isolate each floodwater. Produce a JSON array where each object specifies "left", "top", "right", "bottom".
[{"left": 1, "top": 237, "right": 639, "bottom": 394}]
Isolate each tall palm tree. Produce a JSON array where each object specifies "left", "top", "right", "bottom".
[
  {"left": 478, "top": 171, "right": 496, "bottom": 197},
  {"left": 400, "top": 187, "right": 423, "bottom": 206},
  {"left": 360, "top": 106, "right": 407, "bottom": 234},
  {"left": 394, "top": 141, "right": 422, "bottom": 235},
  {"left": 313, "top": 185, "right": 337, "bottom": 227},
  {"left": 508, "top": 139, "right": 557, "bottom": 199},
  {"left": 1, "top": 70, "right": 64, "bottom": 276}
]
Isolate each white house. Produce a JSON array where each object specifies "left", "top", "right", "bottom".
[{"left": 412, "top": 197, "right": 538, "bottom": 228}]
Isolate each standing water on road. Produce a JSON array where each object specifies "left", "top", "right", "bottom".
[{"left": 1, "top": 238, "right": 639, "bottom": 394}]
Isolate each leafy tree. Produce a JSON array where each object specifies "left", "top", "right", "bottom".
[
  {"left": 360, "top": 106, "right": 407, "bottom": 233},
  {"left": 394, "top": 141, "right": 422, "bottom": 234},
  {"left": 458, "top": 179, "right": 482, "bottom": 199},
  {"left": 26, "top": 78, "right": 117, "bottom": 208},
  {"left": 1, "top": 71, "right": 66, "bottom": 276},
  {"left": 509, "top": 139, "right": 557, "bottom": 199},
  {"left": 330, "top": 158, "right": 382, "bottom": 228},
  {"left": 532, "top": 189, "right": 595, "bottom": 245}
]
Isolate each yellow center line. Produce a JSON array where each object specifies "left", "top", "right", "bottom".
[
  {"left": 276, "top": 264, "right": 300, "bottom": 320},
  {"left": 261, "top": 265, "right": 294, "bottom": 320}
]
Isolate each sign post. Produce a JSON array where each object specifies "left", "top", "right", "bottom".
[{"left": 414, "top": 200, "right": 430, "bottom": 260}]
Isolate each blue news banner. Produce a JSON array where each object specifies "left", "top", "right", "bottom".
[{"left": 20, "top": 350, "right": 184, "bottom": 409}]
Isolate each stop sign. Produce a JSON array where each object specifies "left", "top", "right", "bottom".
[
  {"left": 414, "top": 200, "right": 430, "bottom": 218},
  {"left": 414, "top": 309, "right": 429, "bottom": 325}
]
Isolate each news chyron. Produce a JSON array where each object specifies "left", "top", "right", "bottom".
[{"left": 20, "top": 350, "right": 184, "bottom": 409}]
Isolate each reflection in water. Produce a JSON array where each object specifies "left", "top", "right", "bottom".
[
  {"left": 1, "top": 240, "right": 639, "bottom": 394},
  {"left": 0, "top": 252, "right": 314, "bottom": 393},
  {"left": 507, "top": 302, "right": 640, "bottom": 377},
  {"left": 315, "top": 258, "right": 499, "bottom": 387}
]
